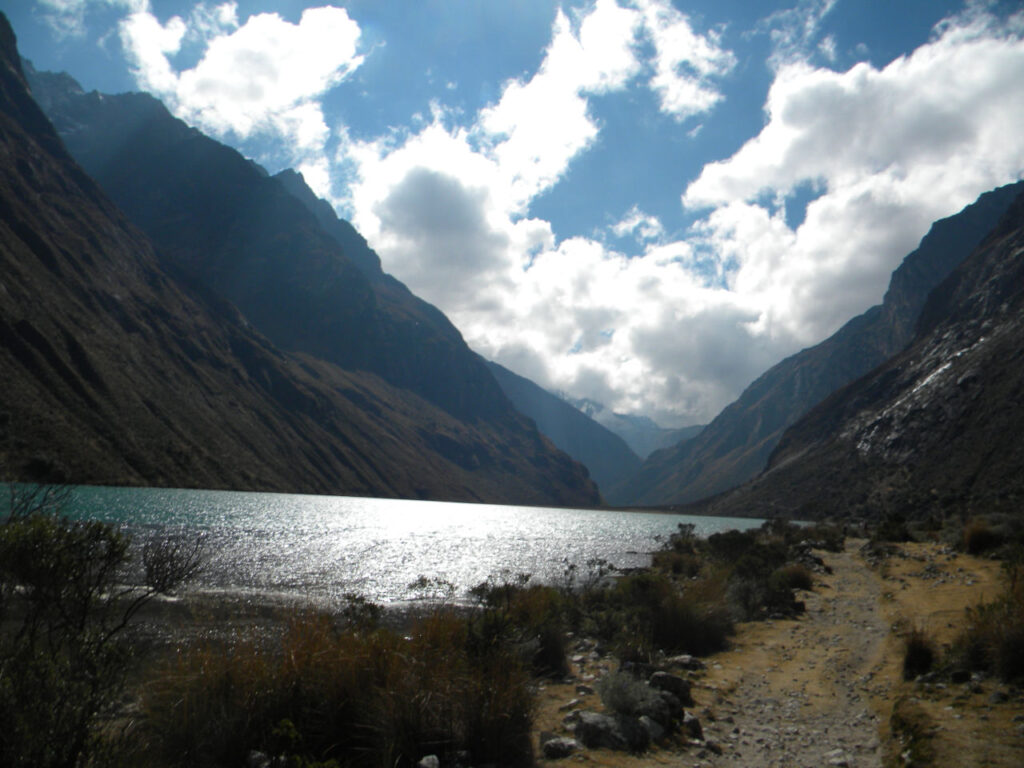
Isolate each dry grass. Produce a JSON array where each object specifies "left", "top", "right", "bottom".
[{"left": 140, "top": 610, "right": 534, "bottom": 767}]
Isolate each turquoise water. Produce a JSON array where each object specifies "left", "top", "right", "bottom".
[{"left": 30, "top": 485, "right": 763, "bottom": 606}]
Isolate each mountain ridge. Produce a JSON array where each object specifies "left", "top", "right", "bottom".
[
  {"left": 609, "top": 179, "right": 1024, "bottom": 507},
  {"left": 692, "top": 189, "right": 1024, "bottom": 520},
  {"left": 0, "top": 16, "right": 600, "bottom": 506},
  {"left": 25, "top": 63, "right": 512, "bottom": 425}
]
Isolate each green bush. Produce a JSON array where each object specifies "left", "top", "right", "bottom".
[
  {"left": 0, "top": 484, "right": 201, "bottom": 768},
  {"left": 597, "top": 670, "right": 660, "bottom": 717}
]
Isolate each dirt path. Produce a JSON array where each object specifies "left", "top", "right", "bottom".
[
  {"left": 535, "top": 539, "right": 1024, "bottom": 767},
  {"left": 694, "top": 544, "right": 887, "bottom": 767}
]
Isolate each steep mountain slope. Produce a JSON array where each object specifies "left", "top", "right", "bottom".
[
  {"left": 484, "top": 360, "right": 641, "bottom": 491},
  {"left": 569, "top": 397, "right": 703, "bottom": 460},
  {"left": 695, "top": 191, "right": 1024, "bottom": 521},
  {"left": 26, "top": 64, "right": 508, "bottom": 424},
  {"left": 610, "top": 181, "right": 1024, "bottom": 506},
  {"left": 0, "top": 15, "right": 599, "bottom": 506}
]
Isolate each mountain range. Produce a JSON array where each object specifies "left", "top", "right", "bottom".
[
  {"left": 608, "top": 180, "right": 1024, "bottom": 507},
  {"left": 0, "top": 14, "right": 599, "bottom": 506},
  {"left": 5, "top": 6, "right": 1024, "bottom": 522},
  {"left": 691, "top": 189, "right": 1024, "bottom": 520}
]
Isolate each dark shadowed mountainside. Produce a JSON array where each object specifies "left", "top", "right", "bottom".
[
  {"left": 0, "top": 16, "right": 600, "bottom": 506},
  {"left": 570, "top": 397, "right": 703, "bottom": 460},
  {"left": 609, "top": 180, "right": 1024, "bottom": 507},
  {"left": 692, "top": 190, "right": 1024, "bottom": 521},
  {"left": 484, "top": 360, "right": 641, "bottom": 492},
  {"left": 26, "top": 64, "right": 512, "bottom": 425}
]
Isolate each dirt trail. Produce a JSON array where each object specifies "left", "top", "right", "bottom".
[
  {"left": 694, "top": 544, "right": 887, "bottom": 767},
  {"left": 535, "top": 539, "right": 1024, "bottom": 767}
]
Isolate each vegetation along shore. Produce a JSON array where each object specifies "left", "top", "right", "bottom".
[{"left": 3, "top": 484, "right": 1022, "bottom": 767}]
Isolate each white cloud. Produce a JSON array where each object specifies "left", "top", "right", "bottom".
[
  {"left": 685, "top": 14, "right": 1024, "bottom": 342},
  {"left": 36, "top": 0, "right": 147, "bottom": 39},
  {"left": 756, "top": 0, "right": 838, "bottom": 69},
  {"left": 119, "top": 4, "right": 363, "bottom": 159},
  {"left": 335, "top": 0, "right": 737, "bottom": 423},
  {"left": 611, "top": 206, "right": 665, "bottom": 243},
  {"left": 92, "top": 1, "right": 1024, "bottom": 428},
  {"left": 636, "top": 0, "right": 736, "bottom": 119}
]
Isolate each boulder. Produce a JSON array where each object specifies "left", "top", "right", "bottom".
[
  {"left": 666, "top": 654, "right": 706, "bottom": 671},
  {"left": 574, "top": 711, "right": 649, "bottom": 752},
  {"left": 638, "top": 715, "right": 665, "bottom": 743},
  {"left": 683, "top": 712, "right": 703, "bottom": 740},
  {"left": 649, "top": 671, "right": 694, "bottom": 706},
  {"left": 540, "top": 736, "right": 579, "bottom": 759}
]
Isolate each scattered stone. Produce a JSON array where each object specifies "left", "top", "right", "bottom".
[
  {"left": 416, "top": 756, "right": 440, "bottom": 768},
  {"left": 558, "top": 697, "right": 583, "bottom": 711},
  {"left": 704, "top": 740, "right": 724, "bottom": 755},
  {"left": 561, "top": 709, "right": 582, "bottom": 728},
  {"left": 683, "top": 712, "right": 704, "bottom": 740},
  {"left": 666, "top": 653, "right": 706, "bottom": 671},
  {"left": 649, "top": 671, "right": 694, "bottom": 705},
  {"left": 989, "top": 690, "right": 1009, "bottom": 704},
  {"left": 826, "top": 747, "right": 851, "bottom": 766},
  {"left": 540, "top": 736, "right": 579, "bottom": 760},
  {"left": 575, "top": 683, "right": 595, "bottom": 696},
  {"left": 246, "top": 751, "right": 271, "bottom": 768}
]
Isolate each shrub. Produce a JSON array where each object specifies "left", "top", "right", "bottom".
[
  {"left": 945, "top": 581, "right": 1024, "bottom": 682},
  {"left": 902, "top": 626, "right": 936, "bottom": 680},
  {"left": 801, "top": 522, "right": 846, "bottom": 552},
  {"left": 651, "top": 549, "right": 701, "bottom": 577},
  {"left": 772, "top": 564, "right": 814, "bottom": 591},
  {"left": 962, "top": 519, "right": 1004, "bottom": 555},
  {"left": 597, "top": 671, "right": 660, "bottom": 717},
  {"left": 0, "top": 484, "right": 201, "bottom": 768},
  {"left": 142, "top": 609, "right": 535, "bottom": 767}
]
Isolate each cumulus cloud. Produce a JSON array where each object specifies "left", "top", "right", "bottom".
[
  {"left": 90, "top": 1, "right": 1024, "bottom": 427},
  {"left": 756, "top": 0, "right": 838, "bottom": 68},
  {"left": 338, "top": 0, "right": 737, "bottom": 423},
  {"left": 686, "top": 13, "right": 1024, "bottom": 342},
  {"left": 118, "top": 4, "right": 363, "bottom": 160},
  {"left": 636, "top": 0, "right": 736, "bottom": 119},
  {"left": 611, "top": 206, "right": 665, "bottom": 243}
]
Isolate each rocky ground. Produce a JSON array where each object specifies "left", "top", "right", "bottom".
[{"left": 532, "top": 539, "right": 1024, "bottom": 767}]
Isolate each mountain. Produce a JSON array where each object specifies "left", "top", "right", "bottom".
[
  {"left": 569, "top": 397, "right": 703, "bottom": 459},
  {"left": 484, "top": 361, "right": 641, "bottom": 491},
  {"left": 25, "top": 64, "right": 506, "bottom": 424},
  {"left": 609, "top": 180, "right": 1024, "bottom": 506},
  {"left": 0, "top": 15, "right": 599, "bottom": 506},
  {"left": 692, "top": 189, "right": 1024, "bottom": 521}
]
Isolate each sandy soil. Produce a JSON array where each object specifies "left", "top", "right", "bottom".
[{"left": 533, "top": 539, "right": 1024, "bottom": 768}]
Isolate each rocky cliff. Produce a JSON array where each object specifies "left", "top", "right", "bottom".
[{"left": 694, "top": 190, "right": 1024, "bottom": 520}]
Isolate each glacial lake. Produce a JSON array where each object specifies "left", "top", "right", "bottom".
[{"left": 42, "top": 485, "right": 763, "bottom": 607}]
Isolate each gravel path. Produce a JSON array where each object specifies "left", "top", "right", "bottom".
[{"left": 696, "top": 546, "right": 887, "bottom": 768}]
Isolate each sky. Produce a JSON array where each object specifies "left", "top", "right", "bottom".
[{"left": 6, "top": 0, "right": 1024, "bottom": 428}]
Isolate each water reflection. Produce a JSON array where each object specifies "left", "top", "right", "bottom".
[{"left": 58, "top": 486, "right": 762, "bottom": 605}]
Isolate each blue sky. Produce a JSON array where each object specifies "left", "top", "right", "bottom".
[{"left": 7, "top": 0, "right": 1024, "bottom": 427}]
